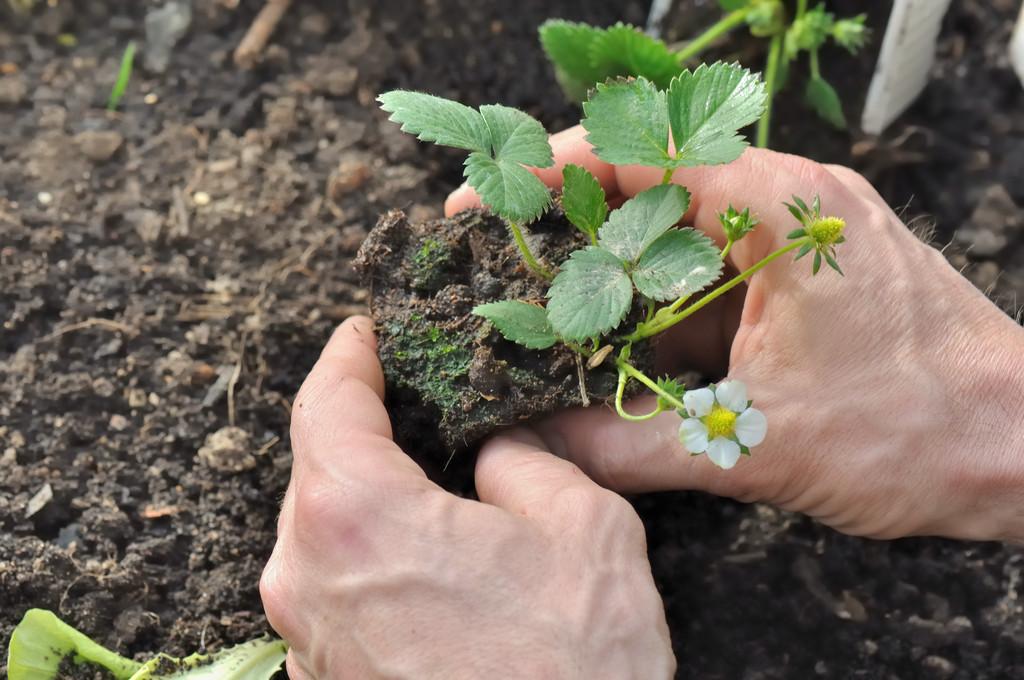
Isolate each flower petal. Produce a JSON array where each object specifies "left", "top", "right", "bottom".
[
  {"left": 683, "top": 388, "right": 714, "bottom": 418},
  {"left": 679, "top": 418, "right": 709, "bottom": 454},
  {"left": 706, "top": 437, "right": 742, "bottom": 470},
  {"left": 735, "top": 408, "right": 767, "bottom": 447},
  {"left": 715, "top": 379, "right": 748, "bottom": 413}
]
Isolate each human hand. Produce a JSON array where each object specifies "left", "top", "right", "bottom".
[
  {"left": 260, "top": 317, "right": 675, "bottom": 680},
  {"left": 447, "top": 127, "right": 1024, "bottom": 542}
]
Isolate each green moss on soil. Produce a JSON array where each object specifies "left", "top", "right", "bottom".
[
  {"left": 382, "top": 318, "right": 473, "bottom": 413},
  {"left": 411, "top": 237, "right": 452, "bottom": 290}
]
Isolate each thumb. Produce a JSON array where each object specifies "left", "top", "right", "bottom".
[{"left": 530, "top": 394, "right": 784, "bottom": 505}]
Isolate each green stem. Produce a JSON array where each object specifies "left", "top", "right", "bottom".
[
  {"left": 756, "top": 33, "right": 784, "bottom": 149},
  {"left": 720, "top": 238, "right": 735, "bottom": 260},
  {"left": 508, "top": 222, "right": 553, "bottom": 280},
  {"left": 660, "top": 167, "right": 675, "bottom": 185},
  {"left": 809, "top": 48, "right": 821, "bottom": 79},
  {"left": 614, "top": 369, "right": 667, "bottom": 421},
  {"left": 617, "top": 360, "right": 686, "bottom": 412},
  {"left": 796, "top": 0, "right": 808, "bottom": 19},
  {"left": 674, "top": 9, "right": 749, "bottom": 64},
  {"left": 629, "top": 237, "right": 811, "bottom": 340}
]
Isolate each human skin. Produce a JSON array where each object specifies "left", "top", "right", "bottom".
[
  {"left": 260, "top": 317, "right": 675, "bottom": 679},
  {"left": 447, "top": 126, "right": 1024, "bottom": 542}
]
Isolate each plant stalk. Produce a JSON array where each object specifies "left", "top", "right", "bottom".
[
  {"left": 614, "top": 369, "right": 667, "bottom": 421},
  {"left": 673, "top": 9, "right": 749, "bottom": 64},
  {"left": 508, "top": 221, "right": 553, "bottom": 280},
  {"left": 756, "top": 33, "right": 784, "bottom": 148},
  {"left": 616, "top": 360, "right": 685, "bottom": 412},
  {"left": 629, "top": 237, "right": 810, "bottom": 340}
]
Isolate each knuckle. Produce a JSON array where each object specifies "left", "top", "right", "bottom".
[{"left": 259, "top": 552, "right": 296, "bottom": 638}]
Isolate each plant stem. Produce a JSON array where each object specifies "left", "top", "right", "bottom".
[
  {"left": 617, "top": 360, "right": 685, "bottom": 412},
  {"left": 796, "top": 0, "right": 808, "bottom": 19},
  {"left": 629, "top": 237, "right": 810, "bottom": 340},
  {"left": 508, "top": 221, "right": 553, "bottom": 280},
  {"left": 809, "top": 48, "right": 821, "bottom": 79},
  {"left": 674, "top": 9, "right": 749, "bottom": 64},
  {"left": 720, "top": 238, "right": 735, "bottom": 260},
  {"left": 756, "top": 33, "right": 784, "bottom": 148},
  {"left": 660, "top": 167, "right": 675, "bottom": 185},
  {"left": 614, "top": 369, "right": 666, "bottom": 421}
]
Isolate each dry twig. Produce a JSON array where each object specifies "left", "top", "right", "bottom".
[{"left": 234, "top": 0, "right": 293, "bottom": 68}]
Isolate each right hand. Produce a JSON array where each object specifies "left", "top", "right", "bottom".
[{"left": 447, "top": 127, "right": 1024, "bottom": 542}]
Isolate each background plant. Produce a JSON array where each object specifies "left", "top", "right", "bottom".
[
  {"left": 539, "top": 0, "right": 868, "bottom": 147},
  {"left": 379, "top": 60, "right": 848, "bottom": 469}
]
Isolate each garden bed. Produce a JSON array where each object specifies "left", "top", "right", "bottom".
[{"left": 1, "top": 0, "right": 1022, "bottom": 677}]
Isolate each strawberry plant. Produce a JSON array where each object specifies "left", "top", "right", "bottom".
[
  {"left": 376, "top": 61, "right": 848, "bottom": 469},
  {"left": 539, "top": 0, "right": 868, "bottom": 147}
]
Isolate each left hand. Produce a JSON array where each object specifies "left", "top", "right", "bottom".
[{"left": 260, "top": 316, "right": 675, "bottom": 680}]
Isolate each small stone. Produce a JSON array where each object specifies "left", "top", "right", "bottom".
[
  {"left": 128, "top": 388, "right": 147, "bottom": 408},
  {"left": 197, "top": 426, "right": 255, "bottom": 473},
  {"left": 192, "top": 191, "right": 211, "bottom": 206},
  {"left": 125, "top": 208, "right": 164, "bottom": 243},
  {"left": 92, "top": 377, "right": 116, "bottom": 398},
  {"left": 1, "top": 447, "right": 16, "bottom": 466},
  {"left": 26, "top": 483, "right": 54, "bottom": 518},
  {"left": 328, "top": 156, "right": 372, "bottom": 201},
  {"left": 144, "top": 92, "right": 159, "bottom": 105},
  {"left": 300, "top": 11, "right": 330, "bottom": 35},
  {"left": 74, "top": 130, "right": 124, "bottom": 162},
  {"left": 0, "top": 75, "right": 27, "bottom": 104},
  {"left": 109, "top": 414, "right": 130, "bottom": 431},
  {"left": 37, "top": 191, "right": 53, "bottom": 206},
  {"left": 921, "top": 655, "right": 956, "bottom": 678}
]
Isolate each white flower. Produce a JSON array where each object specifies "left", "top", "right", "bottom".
[{"left": 677, "top": 379, "right": 766, "bottom": 470}]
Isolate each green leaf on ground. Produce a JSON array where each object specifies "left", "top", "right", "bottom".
[
  {"left": 561, "top": 164, "right": 607, "bottom": 239},
  {"left": 6, "top": 609, "right": 287, "bottom": 680},
  {"left": 480, "top": 105, "right": 554, "bottom": 168},
  {"left": 464, "top": 153, "right": 552, "bottom": 224},
  {"left": 546, "top": 247, "right": 632, "bottom": 341},
  {"left": 589, "top": 23, "right": 681, "bottom": 89},
  {"left": 539, "top": 20, "right": 607, "bottom": 100},
  {"left": 377, "top": 91, "right": 489, "bottom": 152},
  {"left": 597, "top": 184, "right": 691, "bottom": 263},
  {"left": 582, "top": 77, "right": 671, "bottom": 167},
  {"left": 805, "top": 76, "right": 846, "bottom": 128},
  {"left": 632, "top": 228, "right": 724, "bottom": 300},
  {"left": 473, "top": 300, "right": 558, "bottom": 349},
  {"left": 666, "top": 62, "right": 767, "bottom": 167}
]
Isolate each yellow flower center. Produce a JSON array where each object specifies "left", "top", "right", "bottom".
[
  {"left": 808, "top": 217, "right": 845, "bottom": 246},
  {"left": 704, "top": 405, "right": 737, "bottom": 439}
]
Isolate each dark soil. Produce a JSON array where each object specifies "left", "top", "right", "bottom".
[
  {"left": 355, "top": 205, "right": 651, "bottom": 456},
  {"left": 1, "top": 1, "right": 1022, "bottom": 678}
]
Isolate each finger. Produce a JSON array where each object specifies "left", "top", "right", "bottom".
[
  {"left": 292, "top": 316, "right": 390, "bottom": 444},
  {"left": 823, "top": 163, "right": 889, "bottom": 207},
  {"left": 290, "top": 317, "right": 430, "bottom": 484},
  {"left": 475, "top": 427, "right": 623, "bottom": 523},
  {"left": 444, "top": 126, "right": 619, "bottom": 216},
  {"left": 531, "top": 396, "right": 784, "bottom": 504},
  {"left": 615, "top": 148, "right": 863, "bottom": 269}
]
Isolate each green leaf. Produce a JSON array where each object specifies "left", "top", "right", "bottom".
[
  {"left": 785, "top": 5, "right": 834, "bottom": 59},
  {"left": 824, "top": 250, "right": 844, "bottom": 275},
  {"left": 718, "top": 0, "right": 750, "bottom": 10},
  {"left": 7, "top": 609, "right": 287, "bottom": 680},
  {"left": 656, "top": 376, "right": 687, "bottom": 411},
  {"left": 480, "top": 104, "right": 554, "bottom": 168},
  {"left": 561, "top": 164, "right": 607, "bottom": 239},
  {"left": 812, "top": 250, "right": 822, "bottom": 275},
  {"left": 667, "top": 62, "right": 767, "bottom": 167},
  {"left": 589, "top": 23, "right": 681, "bottom": 89},
  {"left": 582, "top": 77, "right": 671, "bottom": 167},
  {"left": 632, "top": 228, "right": 724, "bottom": 300},
  {"left": 539, "top": 20, "right": 606, "bottom": 100},
  {"left": 832, "top": 15, "right": 869, "bottom": 53},
  {"left": 473, "top": 300, "right": 558, "bottom": 349},
  {"left": 464, "top": 152, "right": 551, "bottom": 223},
  {"left": 598, "top": 184, "right": 691, "bottom": 263},
  {"left": 805, "top": 76, "right": 846, "bottom": 128},
  {"left": 794, "top": 241, "right": 814, "bottom": 260},
  {"left": 546, "top": 247, "right": 632, "bottom": 341},
  {"left": 8, "top": 609, "right": 141, "bottom": 680},
  {"left": 378, "top": 91, "right": 489, "bottom": 152}
]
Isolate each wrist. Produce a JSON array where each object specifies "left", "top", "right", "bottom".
[{"left": 935, "top": 314, "right": 1024, "bottom": 542}]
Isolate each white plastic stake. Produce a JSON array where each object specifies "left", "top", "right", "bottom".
[
  {"left": 1012, "top": 3, "right": 1024, "bottom": 87},
  {"left": 861, "top": 0, "right": 954, "bottom": 135}
]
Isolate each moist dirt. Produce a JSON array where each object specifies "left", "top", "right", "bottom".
[{"left": 1, "top": 1, "right": 1022, "bottom": 678}]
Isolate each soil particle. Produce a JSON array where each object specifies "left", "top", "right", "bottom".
[
  {"left": 74, "top": 130, "right": 125, "bottom": 162},
  {"left": 197, "top": 426, "right": 255, "bottom": 473}
]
